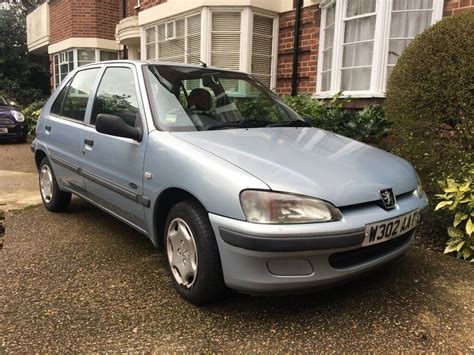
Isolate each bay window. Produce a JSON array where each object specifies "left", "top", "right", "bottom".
[
  {"left": 144, "top": 8, "right": 278, "bottom": 89},
  {"left": 53, "top": 49, "right": 118, "bottom": 89},
  {"left": 316, "top": 0, "right": 443, "bottom": 97}
]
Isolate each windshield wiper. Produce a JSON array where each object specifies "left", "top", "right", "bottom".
[
  {"left": 206, "top": 119, "right": 271, "bottom": 131},
  {"left": 267, "top": 119, "right": 311, "bottom": 128}
]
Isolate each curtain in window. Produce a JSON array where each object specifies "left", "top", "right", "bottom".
[
  {"left": 387, "top": 0, "right": 434, "bottom": 78},
  {"left": 341, "top": 0, "right": 376, "bottom": 91},
  {"left": 211, "top": 11, "right": 241, "bottom": 70},
  {"left": 251, "top": 15, "right": 273, "bottom": 88}
]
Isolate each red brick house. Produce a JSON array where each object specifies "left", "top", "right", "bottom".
[{"left": 27, "top": 0, "right": 473, "bottom": 102}]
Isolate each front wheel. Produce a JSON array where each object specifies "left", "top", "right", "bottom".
[
  {"left": 39, "top": 157, "right": 71, "bottom": 212},
  {"left": 164, "top": 200, "right": 227, "bottom": 305}
]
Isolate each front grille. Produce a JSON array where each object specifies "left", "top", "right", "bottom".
[
  {"left": 328, "top": 231, "right": 413, "bottom": 269},
  {"left": 0, "top": 117, "right": 15, "bottom": 127}
]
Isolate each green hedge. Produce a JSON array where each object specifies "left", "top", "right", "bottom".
[
  {"left": 383, "top": 12, "right": 474, "bottom": 253},
  {"left": 385, "top": 11, "right": 473, "bottom": 194}
]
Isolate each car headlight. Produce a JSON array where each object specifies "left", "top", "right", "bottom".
[
  {"left": 240, "top": 190, "right": 342, "bottom": 224},
  {"left": 11, "top": 110, "right": 25, "bottom": 122},
  {"left": 414, "top": 174, "right": 423, "bottom": 198}
]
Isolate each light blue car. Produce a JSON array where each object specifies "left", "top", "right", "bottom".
[{"left": 32, "top": 61, "right": 428, "bottom": 304}]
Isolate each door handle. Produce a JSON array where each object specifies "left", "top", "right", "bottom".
[
  {"left": 84, "top": 139, "right": 94, "bottom": 147},
  {"left": 45, "top": 125, "right": 51, "bottom": 132}
]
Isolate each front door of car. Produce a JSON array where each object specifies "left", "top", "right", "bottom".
[
  {"left": 81, "top": 65, "right": 148, "bottom": 232},
  {"left": 44, "top": 67, "right": 101, "bottom": 192}
]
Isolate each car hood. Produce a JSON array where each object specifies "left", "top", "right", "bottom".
[{"left": 171, "top": 128, "right": 417, "bottom": 207}]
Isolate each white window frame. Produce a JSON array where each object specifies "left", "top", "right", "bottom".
[
  {"left": 142, "top": 7, "right": 278, "bottom": 90},
  {"left": 315, "top": 0, "right": 443, "bottom": 98},
  {"left": 165, "top": 20, "right": 176, "bottom": 40}
]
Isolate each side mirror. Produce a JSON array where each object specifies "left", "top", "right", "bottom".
[
  {"left": 95, "top": 114, "right": 142, "bottom": 142},
  {"left": 9, "top": 101, "right": 17, "bottom": 107},
  {"left": 301, "top": 116, "right": 313, "bottom": 126}
]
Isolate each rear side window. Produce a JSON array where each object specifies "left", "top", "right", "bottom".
[
  {"left": 50, "top": 68, "right": 100, "bottom": 122},
  {"left": 91, "top": 67, "right": 140, "bottom": 127}
]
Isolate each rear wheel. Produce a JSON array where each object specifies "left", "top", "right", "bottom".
[
  {"left": 164, "top": 200, "right": 227, "bottom": 305},
  {"left": 39, "top": 157, "right": 71, "bottom": 212}
]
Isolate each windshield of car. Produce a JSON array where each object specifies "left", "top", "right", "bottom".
[
  {"left": 144, "top": 65, "right": 306, "bottom": 131},
  {"left": 0, "top": 95, "right": 8, "bottom": 106}
]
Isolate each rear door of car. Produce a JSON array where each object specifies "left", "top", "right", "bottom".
[
  {"left": 81, "top": 64, "right": 148, "bottom": 232},
  {"left": 43, "top": 67, "right": 101, "bottom": 192}
]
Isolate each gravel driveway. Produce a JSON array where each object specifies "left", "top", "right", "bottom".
[
  {"left": 1, "top": 201, "right": 473, "bottom": 352},
  {"left": 1, "top": 140, "right": 473, "bottom": 352}
]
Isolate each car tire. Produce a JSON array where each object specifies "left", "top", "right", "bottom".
[
  {"left": 39, "top": 157, "right": 71, "bottom": 212},
  {"left": 164, "top": 199, "right": 228, "bottom": 305}
]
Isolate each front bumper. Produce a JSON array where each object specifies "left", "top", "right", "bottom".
[
  {"left": 209, "top": 191, "right": 428, "bottom": 293},
  {"left": 0, "top": 117, "right": 28, "bottom": 140}
]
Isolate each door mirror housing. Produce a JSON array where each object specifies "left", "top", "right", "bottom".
[
  {"left": 301, "top": 116, "right": 314, "bottom": 126},
  {"left": 95, "top": 114, "right": 143, "bottom": 142}
]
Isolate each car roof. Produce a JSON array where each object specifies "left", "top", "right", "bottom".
[{"left": 78, "top": 59, "right": 245, "bottom": 75}]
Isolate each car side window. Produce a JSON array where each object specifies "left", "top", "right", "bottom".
[
  {"left": 51, "top": 68, "right": 100, "bottom": 122},
  {"left": 91, "top": 67, "right": 140, "bottom": 127}
]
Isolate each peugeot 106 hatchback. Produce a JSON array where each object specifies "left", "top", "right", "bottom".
[{"left": 32, "top": 61, "right": 428, "bottom": 304}]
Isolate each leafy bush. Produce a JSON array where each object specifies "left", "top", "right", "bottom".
[
  {"left": 282, "top": 94, "right": 390, "bottom": 143},
  {"left": 384, "top": 11, "right": 473, "bottom": 191},
  {"left": 382, "top": 12, "right": 473, "bottom": 253},
  {"left": 435, "top": 164, "right": 474, "bottom": 261},
  {"left": 22, "top": 99, "right": 46, "bottom": 135}
]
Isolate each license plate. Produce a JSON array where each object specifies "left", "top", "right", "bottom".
[
  {"left": 0, "top": 128, "right": 7, "bottom": 134},
  {"left": 362, "top": 210, "right": 419, "bottom": 247}
]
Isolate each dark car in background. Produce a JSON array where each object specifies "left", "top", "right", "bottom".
[{"left": 0, "top": 95, "right": 28, "bottom": 143}]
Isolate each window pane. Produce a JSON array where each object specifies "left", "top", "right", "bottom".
[
  {"left": 251, "top": 15, "right": 274, "bottom": 87},
  {"left": 91, "top": 68, "right": 139, "bottom": 127},
  {"left": 326, "top": 5, "right": 336, "bottom": 26},
  {"left": 78, "top": 49, "right": 96, "bottom": 66},
  {"left": 322, "top": 50, "right": 332, "bottom": 71},
  {"left": 321, "top": 71, "right": 331, "bottom": 91},
  {"left": 346, "top": 0, "right": 376, "bottom": 17},
  {"left": 341, "top": 67, "right": 371, "bottom": 91},
  {"left": 100, "top": 51, "right": 117, "bottom": 61},
  {"left": 387, "top": 39, "right": 412, "bottom": 65},
  {"left": 390, "top": 11, "right": 433, "bottom": 38},
  {"left": 324, "top": 24, "right": 334, "bottom": 50},
  {"left": 212, "top": 11, "right": 241, "bottom": 31},
  {"left": 344, "top": 16, "right": 376, "bottom": 43},
  {"left": 342, "top": 42, "right": 374, "bottom": 67},
  {"left": 186, "top": 14, "right": 201, "bottom": 64},
  {"left": 211, "top": 11, "right": 241, "bottom": 70},
  {"left": 61, "top": 69, "right": 100, "bottom": 121},
  {"left": 393, "top": 0, "right": 433, "bottom": 10}
]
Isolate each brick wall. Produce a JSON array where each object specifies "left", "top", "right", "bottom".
[
  {"left": 49, "top": 0, "right": 120, "bottom": 44},
  {"left": 276, "top": 5, "right": 320, "bottom": 96},
  {"left": 443, "top": 0, "right": 474, "bottom": 15},
  {"left": 121, "top": 0, "right": 167, "bottom": 18}
]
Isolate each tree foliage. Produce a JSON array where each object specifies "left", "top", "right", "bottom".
[{"left": 0, "top": 0, "right": 50, "bottom": 106}]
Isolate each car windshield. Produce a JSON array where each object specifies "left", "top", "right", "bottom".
[
  {"left": 0, "top": 95, "right": 8, "bottom": 106},
  {"left": 144, "top": 65, "right": 306, "bottom": 131}
]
